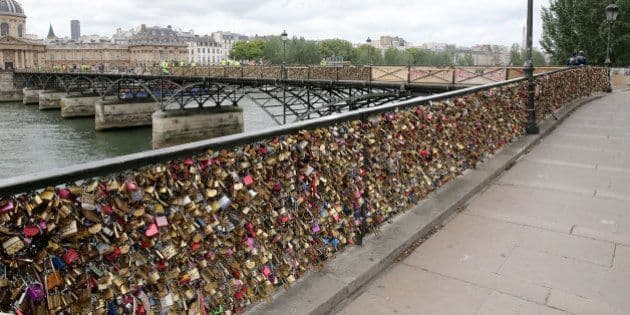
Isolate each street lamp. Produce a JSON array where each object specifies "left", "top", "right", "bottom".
[
  {"left": 281, "top": 30, "right": 288, "bottom": 63},
  {"left": 366, "top": 37, "right": 372, "bottom": 65},
  {"left": 524, "top": 0, "right": 539, "bottom": 134},
  {"left": 281, "top": 30, "right": 288, "bottom": 79},
  {"left": 605, "top": 0, "right": 619, "bottom": 93}
]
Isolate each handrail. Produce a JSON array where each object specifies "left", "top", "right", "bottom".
[{"left": 0, "top": 68, "right": 568, "bottom": 197}]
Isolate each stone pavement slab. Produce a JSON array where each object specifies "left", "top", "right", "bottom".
[{"left": 335, "top": 91, "right": 630, "bottom": 314}]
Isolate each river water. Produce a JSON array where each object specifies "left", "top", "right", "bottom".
[{"left": 0, "top": 101, "right": 278, "bottom": 178}]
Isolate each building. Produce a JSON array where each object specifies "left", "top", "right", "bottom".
[
  {"left": 0, "top": 0, "right": 237, "bottom": 71},
  {"left": 210, "top": 31, "right": 248, "bottom": 56},
  {"left": 0, "top": 0, "right": 45, "bottom": 69},
  {"left": 128, "top": 24, "right": 187, "bottom": 68},
  {"left": 45, "top": 42, "right": 129, "bottom": 72},
  {"left": 71, "top": 20, "right": 80, "bottom": 41},
  {"left": 46, "top": 24, "right": 56, "bottom": 40},
  {"left": 188, "top": 35, "right": 227, "bottom": 65},
  {"left": 368, "top": 35, "right": 409, "bottom": 55}
]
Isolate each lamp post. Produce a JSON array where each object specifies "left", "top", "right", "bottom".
[
  {"left": 524, "top": 0, "right": 539, "bottom": 134},
  {"left": 281, "top": 30, "right": 288, "bottom": 67},
  {"left": 281, "top": 30, "right": 288, "bottom": 123},
  {"left": 366, "top": 37, "right": 373, "bottom": 65},
  {"left": 605, "top": 0, "right": 619, "bottom": 93}
]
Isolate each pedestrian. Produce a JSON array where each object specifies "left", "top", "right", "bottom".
[
  {"left": 576, "top": 51, "right": 588, "bottom": 66},
  {"left": 566, "top": 52, "right": 578, "bottom": 66}
]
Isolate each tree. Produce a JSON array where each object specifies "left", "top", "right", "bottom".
[
  {"left": 287, "top": 37, "right": 321, "bottom": 64},
  {"left": 383, "top": 47, "right": 407, "bottom": 65},
  {"left": 353, "top": 44, "right": 383, "bottom": 65},
  {"left": 320, "top": 39, "right": 355, "bottom": 61},
  {"left": 229, "top": 40, "right": 266, "bottom": 62},
  {"left": 541, "top": 0, "right": 630, "bottom": 66},
  {"left": 509, "top": 43, "right": 525, "bottom": 66},
  {"left": 509, "top": 43, "right": 548, "bottom": 67},
  {"left": 456, "top": 53, "right": 475, "bottom": 66}
]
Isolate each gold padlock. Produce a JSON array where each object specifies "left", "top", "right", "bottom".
[{"left": 2, "top": 236, "right": 24, "bottom": 255}]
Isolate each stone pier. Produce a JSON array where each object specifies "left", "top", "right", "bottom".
[
  {"left": 0, "top": 71, "right": 22, "bottom": 102},
  {"left": 23, "top": 88, "right": 43, "bottom": 105},
  {"left": 152, "top": 107, "right": 244, "bottom": 149},
  {"left": 39, "top": 90, "right": 66, "bottom": 110},
  {"left": 60, "top": 95, "right": 101, "bottom": 118},
  {"left": 95, "top": 98, "right": 160, "bottom": 131}
]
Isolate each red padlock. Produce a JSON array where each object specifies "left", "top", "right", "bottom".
[
  {"left": 23, "top": 225, "right": 39, "bottom": 238},
  {"left": 63, "top": 248, "right": 79, "bottom": 265}
]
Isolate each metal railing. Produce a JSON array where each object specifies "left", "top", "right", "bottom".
[
  {"left": 0, "top": 68, "right": 569, "bottom": 196},
  {"left": 16, "top": 65, "right": 566, "bottom": 87}
]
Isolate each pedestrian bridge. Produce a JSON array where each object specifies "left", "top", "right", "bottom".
[
  {"left": 14, "top": 65, "right": 563, "bottom": 124},
  {"left": 0, "top": 66, "right": 610, "bottom": 314}
]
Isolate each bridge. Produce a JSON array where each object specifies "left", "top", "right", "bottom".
[
  {"left": 0, "top": 66, "right": 611, "bottom": 314},
  {"left": 13, "top": 66, "right": 562, "bottom": 123},
  {"left": 7, "top": 65, "right": 563, "bottom": 148}
]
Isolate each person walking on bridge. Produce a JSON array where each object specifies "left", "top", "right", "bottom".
[{"left": 576, "top": 51, "right": 588, "bottom": 66}]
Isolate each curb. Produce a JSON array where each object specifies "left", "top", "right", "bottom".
[{"left": 250, "top": 93, "right": 606, "bottom": 315}]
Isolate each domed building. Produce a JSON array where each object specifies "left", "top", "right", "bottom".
[{"left": 0, "top": 0, "right": 45, "bottom": 69}]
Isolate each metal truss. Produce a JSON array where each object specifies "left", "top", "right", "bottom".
[{"left": 14, "top": 72, "right": 421, "bottom": 125}]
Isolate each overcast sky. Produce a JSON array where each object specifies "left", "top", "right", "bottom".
[{"left": 21, "top": 0, "right": 549, "bottom": 47}]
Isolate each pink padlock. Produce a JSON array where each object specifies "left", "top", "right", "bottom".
[
  {"left": 242, "top": 175, "right": 254, "bottom": 186},
  {"left": 0, "top": 200, "right": 13, "bottom": 213},
  {"left": 156, "top": 216, "right": 168, "bottom": 227}
]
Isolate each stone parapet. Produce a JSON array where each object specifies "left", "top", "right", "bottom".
[{"left": 152, "top": 107, "right": 244, "bottom": 149}]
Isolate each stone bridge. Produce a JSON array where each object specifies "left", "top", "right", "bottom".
[{"left": 0, "top": 66, "right": 610, "bottom": 315}]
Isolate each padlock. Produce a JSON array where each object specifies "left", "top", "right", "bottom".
[
  {"left": 59, "top": 220, "right": 78, "bottom": 239},
  {"left": 2, "top": 236, "right": 25, "bottom": 255}
]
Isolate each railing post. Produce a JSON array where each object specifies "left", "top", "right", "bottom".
[
  {"left": 336, "top": 67, "right": 340, "bottom": 81},
  {"left": 524, "top": 0, "right": 539, "bottom": 134}
]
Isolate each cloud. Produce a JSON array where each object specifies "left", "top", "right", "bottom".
[{"left": 20, "top": 0, "right": 549, "bottom": 47}]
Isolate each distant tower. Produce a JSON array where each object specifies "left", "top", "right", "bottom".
[
  {"left": 47, "top": 23, "right": 56, "bottom": 39},
  {"left": 71, "top": 20, "right": 80, "bottom": 41}
]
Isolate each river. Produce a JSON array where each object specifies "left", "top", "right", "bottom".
[{"left": 0, "top": 100, "right": 278, "bottom": 178}]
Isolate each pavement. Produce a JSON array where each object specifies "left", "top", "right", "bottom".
[{"left": 335, "top": 90, "right": 630, "bottom": 315}]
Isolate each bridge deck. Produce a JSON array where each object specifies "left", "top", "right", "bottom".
[{"left": 338, "top": 90, "right": 630, "bottom": 314}]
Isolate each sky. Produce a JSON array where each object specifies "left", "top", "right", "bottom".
[{"left": 21, "top": 0, "right": 550, "bottom": 47}]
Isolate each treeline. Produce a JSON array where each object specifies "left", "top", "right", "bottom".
[
  {"left": 229, "top": 37, "right": 476, "bottom": 66},
  {"left": 541, "top": 0, "right": 630, "bottom": 66}
]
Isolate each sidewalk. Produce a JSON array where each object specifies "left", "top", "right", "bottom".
[{"left": 336, "top": 90, "right": 630, "bottom": 315}]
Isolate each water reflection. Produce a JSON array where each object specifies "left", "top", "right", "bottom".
[{"left": 0, "top": 100, "right": 278, "bottom": 178}]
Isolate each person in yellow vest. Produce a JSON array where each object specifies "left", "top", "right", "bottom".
[{"left": 160, "top": 61, "right": 170, "bottom": 75}]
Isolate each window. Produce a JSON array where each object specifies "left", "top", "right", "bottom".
[
  {"left": 17, "top": 25, "right": 23, "bottom": 37},
  {"left": 0, "top": 23, "right": 8, "bottom": 36}
]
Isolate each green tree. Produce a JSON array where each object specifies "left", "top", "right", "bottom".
[
  {"left": 229, "top": 40, "right": 266, "bottom": 62},
  {"left": 509, "top": 44, "right": 548, "bottom": 66},
  {"left": 456, "top": 53, "right": 475, "bottom": 66},
  {"left": 509, "top": 43, "right": 525, "bottom": 66},
  {"left": 320, "top": 39, "right": 356, "bottom": 61},
  {"left": 541, "top": 0, "right": 630, "bottom": 65},
  {"left": 353, "top": 44, "right": 383, "bottom": 65},
  {"left": 383, "top": 47, "right": 407, "bottom": 65},
  {"left": 406, "top": 48, "right": 432, "bottom": 65},
  {"left": 287, "top": 37, "right": 322, "bottom": 64}
]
